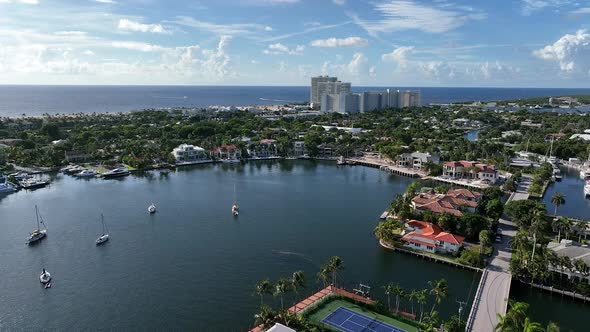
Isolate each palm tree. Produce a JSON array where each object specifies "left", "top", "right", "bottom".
[
  {"left": 550, "top": 192, "right": 565, "bottom": 217},
  {"left": 562, "top": 218, "right": 573, "bottom": 240},
  {"left": 546, "top": 322, "right": 560, "bottom": 332},
  {"left": 495, "top": 301, "right": 529, "bottom": 331},
  {"left": 383, "top": 283, "right": 394, "bottom": 311},
  {"left": 274, "top": 278, "right": 292, "bottom": 310},
  {"left": 530, "top": 208, "right": 546, "bottom": 261},
  {"left": 328, "top": 256, "right": 344, "bottom": 288},
  {"left": 428, "top": 279, "right": 448, "bottom": 314},
  {"left": 479, "top": 230, "right": 491, "bottom": 254},
  {"left": 255, "top": 279, "right": 273, "bottom": 306},
  {"left": 416, "top": 289, "right": 428, "bottom": 322},
  {"left": 522, "top": 317, "right": 544, "bottom": 332},
  {"left": 393, "top": 284, "right": 405, "bottom": 313},
  {"left": 408, "top": 289, "right": 418, "bottom": 315},
  {"left": 291, "top": 270, "right": 306, "bottom": 299},
  {"left": 317, "top": 265, "right": 330, "bottom": 288},
  {"left": 552, "top": 217, "right": 565, "bottom": 243},
  {"left": 254, "top": 305, "right": 277, "bottom": 329}
]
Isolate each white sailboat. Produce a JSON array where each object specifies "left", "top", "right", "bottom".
[
  {"left": 39, "top": 268, "right": 51, "bottom": 284},
  {"left": 27, "top": 205, "right": 47, "bottom": 244},
  {"left": 96, "top": 214, "right": 109, "bottom": 245},
  {"left": 232, "top": 184, "right": 239, "bottom": 216}
]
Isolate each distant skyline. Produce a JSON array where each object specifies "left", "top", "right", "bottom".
[{"left": 1, "top": 0, "right": 590, "bottom": 87}]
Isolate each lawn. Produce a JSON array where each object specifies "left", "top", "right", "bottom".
[{"left": 307, "top": 298, "right": 419, "bottom": 332}]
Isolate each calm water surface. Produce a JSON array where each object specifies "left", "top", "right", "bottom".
[
  {"left": 542, "top": 167, "right": 590, "bottom": 219},
  {"left": 0, "top": 161, "right": 478, "bottom": 330}
]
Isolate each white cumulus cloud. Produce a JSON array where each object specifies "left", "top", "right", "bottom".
[
  {"left": 382, "top": 46, "right": 415, "bottom": 62},
  {"left": 118, "top": 19, "right": 167, "bottom": 33},
  {"left": 533, "top": 29, "right": 590, "bottom": 75},
  {"left": 310, "top": 37, "right": 368, "bottom": 48},
  {"left": 112, "top": 41, "right": 165, "bottom": 52},
  {"left": 263, "top": 43, "right": 305, "bottom": 55}
]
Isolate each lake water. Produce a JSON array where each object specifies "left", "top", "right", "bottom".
[
  {"left": 0, "top": 161, "right": 478, "bottom": 330},
  {"left": 2, "top": 85, "right": 590, "bottom": 117}
]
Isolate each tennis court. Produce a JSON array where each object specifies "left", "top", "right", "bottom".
[{"left": 322, "top": 306, "right": 407, "bottom": 332}]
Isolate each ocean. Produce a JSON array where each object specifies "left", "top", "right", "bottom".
[{"left": 1, "top": 85, "right": 590, "bottom": 117}]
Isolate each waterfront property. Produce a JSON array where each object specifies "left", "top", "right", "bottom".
[
  {"left": 410, "top": 188, "right": 480, "bottom": 217},
  {"left": 247, "top": 139, "right": 278, "bottom": 159},
  {"left": 548, "top": 240, "right": 590, "bottom": 283},
  {"left": 442, "top": 160, "right": 498, "bottom": 184},
  {"left": 395, "top": 151, "right": 439, "bottom": 171},
  {"left": 172, "top": 144, "right": 212, "bottom": 165},
  {"left": 401, "top": 220, "right": 464, "bottom": 254},
  {"left": 212, "top": 144, "right": 242, "bottom": 161}
]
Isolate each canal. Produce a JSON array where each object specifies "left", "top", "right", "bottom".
[
  {"left": 0, "top": 161, "right": 478, "bottom": 330},
  {"left": 509, "top": 165, "right": 589, "bottom": 332}
]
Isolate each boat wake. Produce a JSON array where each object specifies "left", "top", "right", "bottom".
[{"left": 271, "top": 249, "right": 315, "bottom": 265}]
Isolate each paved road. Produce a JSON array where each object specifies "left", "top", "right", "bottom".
[{"left": 467, "top": 177, "right": 529, "bottom": 332}]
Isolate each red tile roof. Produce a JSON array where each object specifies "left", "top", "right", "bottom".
[
  {"left": 447, "top": 188, "right": 482, "bottom": 200},
  {"left": 402, "top": 220, "right": 465, "bottom": 245},
  {"left": 411, "top": 191, "right": 478, "bottom": 217}
]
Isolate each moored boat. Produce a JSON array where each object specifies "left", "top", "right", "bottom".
[
  {"left": 75, "top": 169, "right": 98, "bottom": 178},
  {"left": 102, "top": 167, "right": 130, "bottom": 179}
]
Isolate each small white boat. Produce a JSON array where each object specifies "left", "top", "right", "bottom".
[
  {"left": 96, "top": 214, "right": 109, "bottom": 245},
  {"left": 75, "top": 169, "right": 98, "bottom": 178},
  {"left": 337, "top": 156, "right": 347, "bottom": 165},
  {"left": 39, "top": 269, "right": 51, "bottom": 284},
  {"left": 232, "top": 204, "right": 239, "bottom": 216},
  {"left": 148, "top": 203, "right": 156, "bottom": 214},
  {"left": 221, "top": 158, "right": 240, "bottom": 163},
  {"left": 581, "top": 169, "right": 590, "bottom": 180},
  {"left": 0, "top": 181, "right": 15, "bottom": 194},
  {"left": 585, "top": 181, "right": 590, "bottom": 197}
]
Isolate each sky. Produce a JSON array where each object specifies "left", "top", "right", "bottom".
[{"left": 0, "top": 0, "right": 590, "bottom": 87}]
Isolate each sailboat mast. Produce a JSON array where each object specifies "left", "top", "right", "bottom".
[
  {"left": 35, "top": 205, "right": 40, "bottom": 230},
  {"left": 101, "top": 214, "right": 107, "bottom": 234}
]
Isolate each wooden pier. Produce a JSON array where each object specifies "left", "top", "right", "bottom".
[{"left": 346, "top": 157, "right": 425, "bottom": 178}]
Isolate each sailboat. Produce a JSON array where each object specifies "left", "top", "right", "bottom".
[
  {"left": 39, "top": 268, "right": 51, "bottom": 284},
  {"left": 232, "top": 184, "right": 239, "bottom": 216},
  {"left": 96, "top": 214, "right": 109, "bottom": 245},
  {"left": 27, "top": 205, "right": 47, "bottom": 244}
]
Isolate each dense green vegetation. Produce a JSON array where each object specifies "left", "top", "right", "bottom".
[
  {"left": 2, "top": 104, "right": 588, "bottom": 172},
  {"left": 495, "top": 301, "right": 560, "bottom": 332},
  {"left": 506, "top": 197, "right": 590, "bottom": 297}
]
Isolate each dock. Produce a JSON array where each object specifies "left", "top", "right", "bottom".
[
  {"left": 422, "top": 176, "right": 490, "bottom": 189},
  {"left": 346, "top": 156, "right": 425, "bottom": 178},
  {"left": 379, "top": 239, "right": 482, "bottom": 272}
]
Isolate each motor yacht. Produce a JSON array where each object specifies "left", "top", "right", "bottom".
[
  {"left": 102, "top": 167, "right": 130, "bottom": 179},
  {"left": 75, "top": 169, "right": 98, "bottom": 178},
  {"left": 39, "top": 269, "right": 51, "bottom": 284}
]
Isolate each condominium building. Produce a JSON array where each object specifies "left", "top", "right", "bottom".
[
  {"left": 320, "top": 92, "right": 359, "bottom": 114},
  {"left": 400, "top": 90, "right": 421, "bottom": 108},
  {"left": 310, "top": 76, "right": 337, "bottom": 109}
]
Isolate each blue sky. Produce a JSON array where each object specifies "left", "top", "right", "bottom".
[{"left": 1, "top": 0, "right": 589, "bottom": 87}]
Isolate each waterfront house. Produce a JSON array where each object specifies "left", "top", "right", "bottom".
[
  {"left": 293, "top": 141, "right": 307, "bottom": 157},
  {"left": 442, "top": 160, "right": 498, "bottom": 184},
  {"left": 411, "top": 189, "right": 480, "bottom": 217},
  {"left": 396, "top": 151, "right": 440, "bottom": 170},
  {"left": 247, "top": 139, "right": 278, "bottom": 159},
  {"left": 212, "top": 144, "right": 241, "bottom": 161},
  {"left": 548, "top": 240, "right": 590, "bottom": 283},
  {"left": 172, "top": 144, "right": 210, "bottom": 164},
  {"left": 317, "top": 144, "right": 337, "bottom": 159},
  {"left": 401, "top": 220, "right": 465, "bottom": 254}
]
